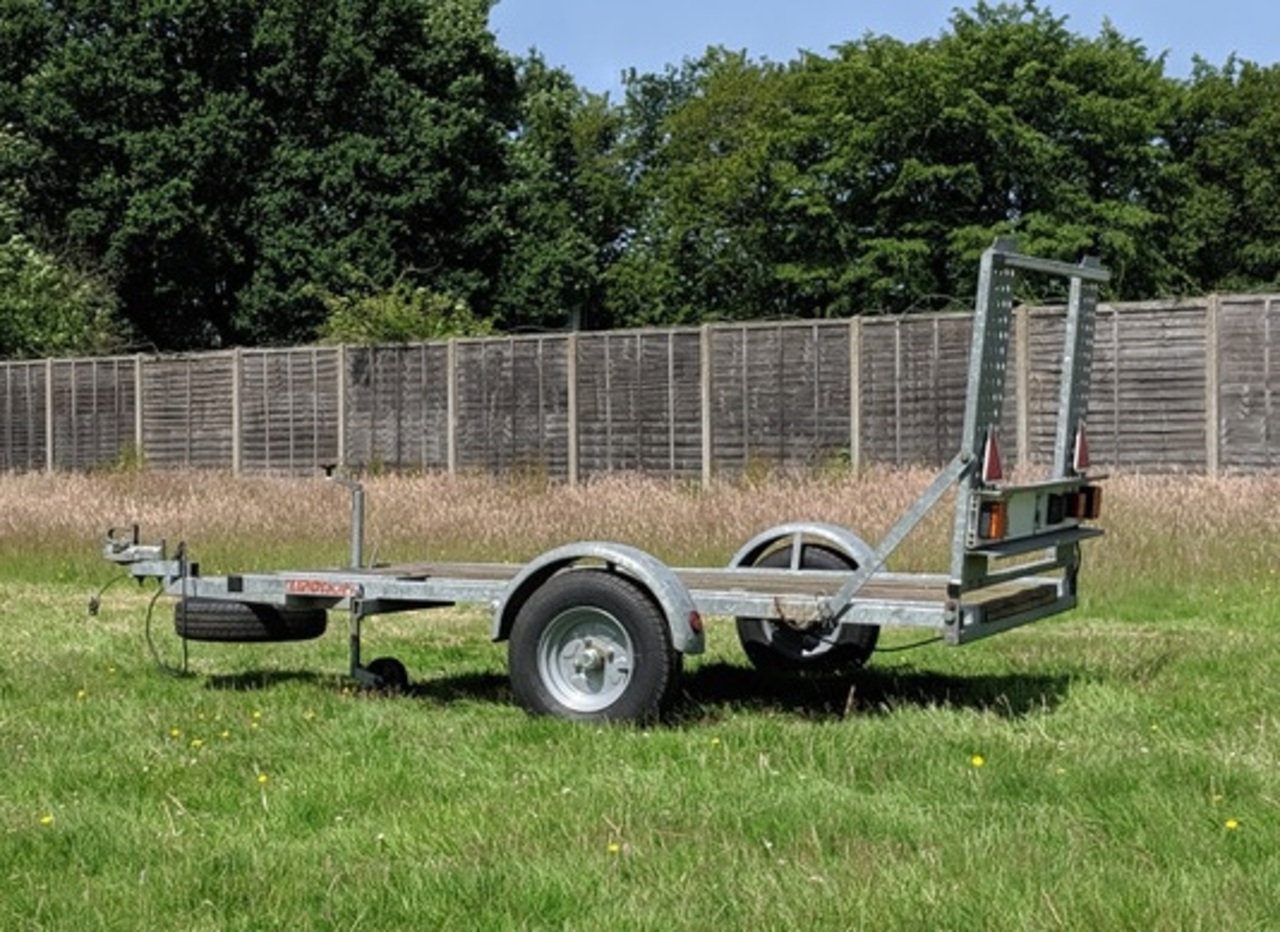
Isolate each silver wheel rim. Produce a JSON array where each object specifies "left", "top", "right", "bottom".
[
  {"left": 760, "top": 621, "right": 838, "bottom": 659},
  {"left": 537, "top": 606, "right": 634, "bottom": 713}
]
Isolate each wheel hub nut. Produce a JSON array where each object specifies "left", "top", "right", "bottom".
[{"left": 575, "top": 640, "right": 605, "bottom": 673}]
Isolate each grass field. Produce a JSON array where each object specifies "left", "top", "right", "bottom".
[{"left": 2, "top": 469, "right": 1279, "bottom": 930}]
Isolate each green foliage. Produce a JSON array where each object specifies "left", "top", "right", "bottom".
[
  {"left": 0, "top": 128, "right": 123, "bottom": 358},
  {"left": 1162, "top": 58, "right": 1280, "bottom": 291},
  {"left": 495, "top": 55, "right": 629, "bottom": 330},
  {"left": 3, "top": 1, "right": 1280, "bottom": 349},
  {"left": 237, "top": 0, "right": 518, "bottom": 345},
  {"left": 318, "top": 273, "right": 493, "bottom": 344},
  {"left": 1, "top": 0, "right": 515, "bottom": 350},
  {"left": 0, "top": 232, "right": 123, "bottom": 358},
  {"left": 600, "top": 3, "right": 1184, "bottom": 323},
  {"left": 606, "top": 49, "right": 794, "bottom": 326}
]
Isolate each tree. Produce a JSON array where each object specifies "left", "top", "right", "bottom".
[
  {"left": 241, "top": 0, "right": 518, "bottom": 344},
  {"left": 601, "top": 2, "right": 1183, "bottom": 325},
  {"left": 1162, "top": 59, "right": 1280, "bottom": 292},
  {"left": 781, "top": 1, "right": 1179, "bottom": 311},
  {"left": 0, "top": 126, "right": 122, "bottom": 358},
  {"left": 493, "top": 55, "right": 629, "bottom": 331},
  {"left": 1, "top": 0, "right": 517, "bottom": 350},
  {"left": 604, "top": 49, "right": 792, "bottom": 326}
]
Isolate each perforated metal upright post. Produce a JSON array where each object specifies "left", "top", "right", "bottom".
[
  {"left": 948, "top": 240, "right": 1018, "bottom": 583},
  {"left": 960, "top": 238, "right": 1019, "bottom": 466},
  {"left": 1051, "top": 260, "right": 1103, "bottom": 478}
]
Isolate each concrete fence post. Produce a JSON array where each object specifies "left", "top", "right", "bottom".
[
  {"left": 566, "top": 333, "right": 579, "bottom": 486},
  {"left": 44, "top": 358, "right": 54, "bottom": 472},
  {"left": 231, "top": 348, "right": 243, "bottom": 474},
  {"left": 849, "top": 317, "right": 863, "bottom": 471},
  {"left": 700, "top": 324, "right": 713, "bottom": 488},
  {"left": 1205, "top": 295, "right": 1221, "bottom": 478},
  {"left": 446, "top": 339, "right": 458, "bottom": 475}
]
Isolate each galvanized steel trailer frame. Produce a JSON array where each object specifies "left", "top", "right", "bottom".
[{"left": 102, "top": 239, "right": 1109, "bottom": 721}]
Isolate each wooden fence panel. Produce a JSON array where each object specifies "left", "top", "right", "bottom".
[
  {"left": 575, "top": 330, "right": 701, "bottom": 478},
  {"left": 1024, "top": 302, "right": 1209, "bottom": 472},
  {"left": 241, "top": 347, "right": 340, "bottom": 474},
  {"left": 50, "top": 357, "right": 136, "bottom": 470},
  {"left": 859, "top": 315, "right": 973, "bottom": 467},
  {"left": 807, "top": 322, "right": 854, "bottom": 469},
  {"left": 1112, "top": 304, "right": 1207, "bottom": 471},
  {"left": 345, "top": 344, "right": 449, "bottom": 471},
  {"left": 141, "top": 354, "right": 235, "bottom": 469},
  {"left": 707, "top": 324, "right": 780, "bottom": 474},
  {"left": 508, "top": 336, "right": 569, "bottom": 476},
  {"left": 0, "top": 361, "right": 47, "bottom": 471},
  {"left": 452, "top": 336, "right": 569, "bottom": 475},
  {"left": 453, "top": 340, "right": 507, "bottom": 472},
  {"left": 578, "top": 331, "right": 641, "bottom": 475},
  {"left": 704, "top": 321, "right": 853, "bottom": 474},
  {"left": 1025, "top": 309, "right": 1070, "bottom": 466},
  {"left": 632, "top": 330, "right": 701, "bottom": 478},
  {"left": 1219, "top": 296, "right": 1280, "bottom": 471}
]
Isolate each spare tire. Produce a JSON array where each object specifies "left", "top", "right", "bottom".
[{"left": 174, "top": 598, "right": 328, "bottom": 643}]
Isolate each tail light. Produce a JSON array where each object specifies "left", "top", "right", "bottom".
[
  {"left": 978, "top": 501, "right": 1008, "bottom": 540},
  {"left": 1068, "top": 485, "right": 1102, "bottom": 520}
]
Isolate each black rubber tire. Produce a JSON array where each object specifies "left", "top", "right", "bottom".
[
  {"left": 174, "top": 598, "right": 328, "bottom": 643},
  {"left": 736, "top": 545, "right": 879, "bottom": 677},
  {"left": 365, "top": 656, "right": 410, "bottom": 693},
  {"left": 508, "top": 569, "right": 681, "bottom": 724}
]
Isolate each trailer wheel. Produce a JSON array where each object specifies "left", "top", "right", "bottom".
[
  {"left": 365, "top": 656, "right": 410, "bottom": 693},
  {"left": 174, "top": 599, "right": 328, "bottom": 643},
  {"left": 736, "top": 545, "right": 879, "bottom": 676},
  {"left": 508, "top": 569, "right": 680, "bottom": 723}
]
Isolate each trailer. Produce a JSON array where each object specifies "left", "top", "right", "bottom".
[{"left": 101, "top": 239, "right": 1108, "bottom": 723}]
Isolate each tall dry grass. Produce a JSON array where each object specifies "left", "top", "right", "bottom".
[
  {"left": 3, "top": 467, "right": 1280, "bottom": 587},
  {"left": 0, "top": 467, "right": 951, "bottom": 569}
]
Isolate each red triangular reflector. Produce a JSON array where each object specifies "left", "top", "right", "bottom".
[
  {"left": 1073, "top": 424, "right": 1091, "bottom": 473},
  {"left": 982, "top": 429, "right": 1004, "bottom": 483}
]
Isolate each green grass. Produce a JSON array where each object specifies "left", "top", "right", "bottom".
[{"left": 3, "top": 473, "right": 1280, "bottom": 929}]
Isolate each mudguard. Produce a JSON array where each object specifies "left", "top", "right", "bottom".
[
  {"left": 729, "top": 522, "right": 875, "bottom": 570},
  {"left": 492, "top": 541, "right": 705, "bottom": 655}
]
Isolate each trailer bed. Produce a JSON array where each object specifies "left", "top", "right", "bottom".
[
  {"left": 248, "top": 559, "right": 1064, "bottom": 638},
  {"left": 367, "top": 561, "right": 955, "bottom": 605}
]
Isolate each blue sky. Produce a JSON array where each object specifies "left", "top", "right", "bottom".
[{"left": 489, "top": 1, "right": 1273, "bottom": 96}]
